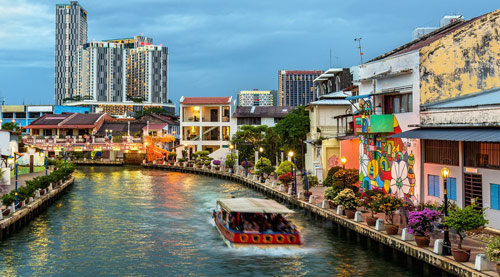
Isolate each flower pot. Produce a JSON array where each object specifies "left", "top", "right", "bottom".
[
  {"left": 385, "top": 224, "right": 399, "bottom": 235},
  {"left": 415, "top": 235, "right": 431, "bottom": 247},
  {"left": 328, "top": 200, "right": 337, "bottom": 209},
  {"left": 366, "top": 216, "right": 378, "bottom": 226},
  {"left": 451, "top": 248, "right": 471, "bottom": 262},
  {"left": 345, "top": 209, "right": 356, "bottom": 219},
  {"left": 2, "top": 208, "right": 10, "bottom": 216}
]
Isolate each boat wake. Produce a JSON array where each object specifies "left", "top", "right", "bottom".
[{"left": 219, "top": 245, "right": 319, "bottom": 257}]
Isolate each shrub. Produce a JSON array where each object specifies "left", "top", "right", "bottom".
[
  {"left": 2, "top": 193, "right": 15, "bottom": 207},
  {"left": 485, "top": 237, "right": 500, "bottom": 262},
  {"left": 168, "top": 152, "right": 177, "bottom": 160},
  {"left": 302, "top": 175, "right": 319, "bottom": 190},
  {"left": 178, "top": 158, "right": 186, "bottom": 163},
  {"left": 278, "top": 172, "right": 293, "bottom": 185},
  {"left": 323, "top": 166, "right": 342, "bottom": 187},
  {"left": 407, "top": 209, "right": 442, "bottom": 236},
  {"left": 324, "top": 186, "right": 341, "bottom": 200},
  {"left": 333, "top": 188, "right": 360, "bottom": 210},
  {"left": 333, "top": 168, "right": 359, "bottom": 188},
  {"left": 359, "top": 187, "right": 385, "bottom": 217},
  {"left": 256, "top": 158, "right": 272, "bottom": 175},
  {"left": 193, "top": 151, "right": 209, "bottom": 159},
  {"left": 276, "top": 161, "right": 294, "bottom": 176},
  {"left": 372, "top": 193, "right": 404, "bottom": 225},
  {"left": 225, "top": 153, "right": 237, "bottom": 168},
  {"left": 212, "top": 160, "right": 221, "bottom": 166},
  {"left": 444, "top": 201, "right": 488, "bottom": 249}
]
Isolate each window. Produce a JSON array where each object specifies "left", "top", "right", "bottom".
[
  {"left": 464, "top": 173, "right": 483, "bottom": 208},
  {"left": 383, "top": 93, "right": 413, "bottom": 114},
  {"left": 428, "top": 175, "right": 440, "bottom": 197},
  {"left": 491, "top": 184, "right": 500, "bottom": 210},
  {"left": 447, "top": 177, "right": 457, "bottom": 201},
  {"left": 237, "top": 118, "right": 261, "bottom": 125},
  {"left": 464, "top": 142, "right": 500, "bottom": 169},
  {"left": 424, "top": 140, "right": 459, "bottom": 166}
]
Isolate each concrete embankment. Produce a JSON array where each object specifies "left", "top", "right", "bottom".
[
  {"left": 0, "top": 177, "right": 74, "bottom": 240},
  {"left": 144, "top": 163, "right": 496, "bottom": 277}
]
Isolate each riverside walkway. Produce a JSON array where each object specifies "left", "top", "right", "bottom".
[{"left": 144, "top": 163, "right": 497, "bottom": 277}]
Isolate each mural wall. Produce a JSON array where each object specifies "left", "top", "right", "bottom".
[{"left": 356, "top": 115, "right": 417, "bottom": 203}]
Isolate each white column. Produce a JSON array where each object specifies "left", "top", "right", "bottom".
[{"left": 255, "top": 150, "right": 259, "bottom": 168}]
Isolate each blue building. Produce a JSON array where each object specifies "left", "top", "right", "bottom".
[{"left": 1, "top": 105, "right": 90, "bottom": 133}]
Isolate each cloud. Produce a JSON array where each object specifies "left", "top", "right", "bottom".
[{"left": 0, "top": 0, "right": 53, "bottom": 50}]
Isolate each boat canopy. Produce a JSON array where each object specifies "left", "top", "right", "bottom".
[{"left": 217, "top": 198, "right": 295, "bottom": 214}]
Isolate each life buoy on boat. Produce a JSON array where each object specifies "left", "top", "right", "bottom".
[
  {"left": 263, "top": 234, "right": 273, "bottom": 243},
  {"left": 287, "top": 235, "right": 296, "bottom": 243},
  {"left": 275, "top": 234, "right": 285, "bottom": 243},
  {"left": 239, "top": 234, "right": 249, "bottom": 243},
  {"left": 251, "top": 234, "right": 261, "bottom": 243}
]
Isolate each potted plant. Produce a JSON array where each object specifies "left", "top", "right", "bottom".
[
  {"left": 485, "top": 236, "right": 500, "bottom": 274},
  {"left": 177, "top": 158, "right": 186, "bottom": 166},
  {"left": 324, "top": 186, "right": 341, "bottom": 208},
  {"left": 168, "top": 152, "right": 177, "bottom": 165},
  {"left": 302, "top": 175, "right": 319, "bottom": 199},
  {"left": 444, "top": 202, "right": 488, "bottom": 262},
  {"left": 276, "top": 161, "right": 294, "bottom": 176},
  {"left": 278, "top": 172, "right": 293, "bottom": 192},
  {"left": 212, "top": 160, "right": 221, "bottom": 170},
  {"left": 373, "top": 193, "right": 404, "bottom": 235},
  {"left": 323, "top": 166, "right": 342, "bottom": 187},
  {"left": 407, "top": 208, "right": 442, "bottom": 247},
  {"left": 360, "top": 188, "right": 385, "bottom": 226},
  {"left": 334, "top": 188, "right": 359, "bottom": 219},
  {"left": 256, "top": 157, "right": 272, "bottom": 183},
  {"left": 225, "top": 153, "right": 237, "bottom": 173}
]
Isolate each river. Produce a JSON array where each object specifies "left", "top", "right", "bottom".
[{"left": 0, "top": 166, "right": 421, "bottom": 276}]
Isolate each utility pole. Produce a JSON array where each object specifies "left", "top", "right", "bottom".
[{"left": 354, "top": 37, "right": 363, "bottom": 65}]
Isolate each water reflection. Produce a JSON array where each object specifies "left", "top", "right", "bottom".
[{"left": 0, "top": 167, "right": 420, "bottom": 276}]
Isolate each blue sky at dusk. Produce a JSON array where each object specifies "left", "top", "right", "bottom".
[{"left": 0, "top": 0, "right": 498, "bottom": 106}]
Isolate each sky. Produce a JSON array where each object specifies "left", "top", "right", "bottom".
[{"left": 0, "top": 0, "right": 498, "bottom": 107}]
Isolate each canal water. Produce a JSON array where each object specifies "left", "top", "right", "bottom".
[{"left": 0, "top": 167, "right": 421, "bottom": 276}]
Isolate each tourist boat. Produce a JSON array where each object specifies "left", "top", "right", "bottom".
[{"left": 213, "top": 198, "right": 301, "bottom": 248}]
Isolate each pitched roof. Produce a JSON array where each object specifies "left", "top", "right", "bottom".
[
  {"left": 143, "top": 123, "right": 168, "bottom": 130},
  {"left": 180, "top": 97, "right": 231, "bottom": 105},
  {"left": 232, "top": 106, "right": 293, "bottom": 118},
  {"left": 369, "top": 14, "right": 484, "bottom": 62},
  {"left": 28, "top": 114, "right": 73, "bottom": 126},
  {"left": 64, "top": 113, "right": 105, "bottom": 126},
  {"left": 95, "top": 120, "right": 147, "bottom": 136},
  {"left": 148, "top": 114, "right": 179, "bottom": 125}
]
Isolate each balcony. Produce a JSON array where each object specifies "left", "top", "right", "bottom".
[{"left": 23, "top": 135, "right": 144, "bottom": 152}]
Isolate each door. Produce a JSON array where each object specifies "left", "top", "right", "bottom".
[
  {"left": 210, "top": 109, "right": 218, "bottom": 122},
  {"left": 464, "top": 173, "right": 483, "bottom": 208}
]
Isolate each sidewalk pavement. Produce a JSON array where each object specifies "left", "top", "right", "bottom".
[{"left": 0, "top": 169, "right": 52, "bottom": 197}]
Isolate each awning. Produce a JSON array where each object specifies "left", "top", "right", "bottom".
[
  {"left": 346, "top": 94, "right": 373, "bottom": 100},
  {"left": 389, "top": 128, "right": 500, "bottom": 142},
  {"left": 217, "top": 198, "right": 295, "bottom": 214},
  {"left": 346, "top": 90, "right": 408, "bottom": 101}
]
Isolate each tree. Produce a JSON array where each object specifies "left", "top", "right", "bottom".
[
  {"left": 231, "top": 125, "right": 269, "bottom": 162},
  {"left": 274, "top": 106, "right": 309, "bottom": 169},
  {"left": 135, "top": 108, "right": 173, "bottom": 118},
  {"left": 2, "top": 122, "right": 19, "bottom": 131}
]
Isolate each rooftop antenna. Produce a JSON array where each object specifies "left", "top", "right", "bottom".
[{"left": 354, "top": 37, "right": 363, "bottom": 64}]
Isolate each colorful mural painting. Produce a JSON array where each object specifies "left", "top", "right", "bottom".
[
  {"left": 355, "top": 114, "right": 417, "bottom": 202},
  {"left": 328, "top": 154, "right": 339, "bottom": 168}
]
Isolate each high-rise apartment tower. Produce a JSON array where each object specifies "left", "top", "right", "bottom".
[
  {"left": 55, "top": 1, "right": 88, "bottom": 105},
  {"left": 278, "top": 70, "right": 322, "bottom": 106}
]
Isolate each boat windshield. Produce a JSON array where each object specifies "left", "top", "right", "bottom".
[{"left": 217, "top": 211, "right": 298, "bottom": 234}]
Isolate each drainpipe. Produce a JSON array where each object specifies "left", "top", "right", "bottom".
[{"left": 420, "top": 139, "right": 425, "bottom": 204}]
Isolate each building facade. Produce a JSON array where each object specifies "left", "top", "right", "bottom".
[
  {"left": 0, "top": 105, "right": 90, "bottom": 133},
  {"left": 278, "top": 70, "right": 322, "bottom": 106},
  {"left": 179, "top": 97, "right": 232, "bottom": 160},
  {"left": 70, "top": 36, "right": 171, "bottom": 116},
  {"left": 238, "top": 90, "right": 273, "bottom": 106},
  {"left": 55, "top": 1, "right": 88, "bottom": 105}
]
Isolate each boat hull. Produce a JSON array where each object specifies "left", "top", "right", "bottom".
[{"left": 214, "top": 215, "right": 301, "bottom": 248}]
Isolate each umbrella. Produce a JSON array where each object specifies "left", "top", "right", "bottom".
[
  {"left": 304, "top": 171, "right": 309, "bottom": 197},
  {"left": 245, "top": 158, "right": 248, "bottom": 177}
]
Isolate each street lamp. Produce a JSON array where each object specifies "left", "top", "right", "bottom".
[
  {"left": 441, "top": 167, "right": 451, "bottom": 256},
  {"left": 341, "top": 156, "right": 347, "bottom": 169},
  {"left": 259, "top": 147, "right": 264, "bottom": 183},
  {"left": 145, "top": 142, "right": 149, "bottom": 164},
  {"left": 288, "top": 151, "right": 296, "bottom": 195}
]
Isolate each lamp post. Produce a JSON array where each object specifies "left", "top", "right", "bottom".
[
  {"left": 259, "top": 147, "right": 264, "bottom": 183},
  {"left": 288, "top": 151, "right": 296, "bottom": 195},
  {"left": 42, "top": 149, "right": 48, "bottom": 176},
  {"left": 441, "top": 167, "right": 451, "bottom": 256},
  {"left": 63, "top": 147, "right": 67, "bottom": 169},
  {"left": 341, "top": 156, "right": 347, "bottom": 170},
  {"left": 145, "top": 142, "right": 149, "bottom": 164}
]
